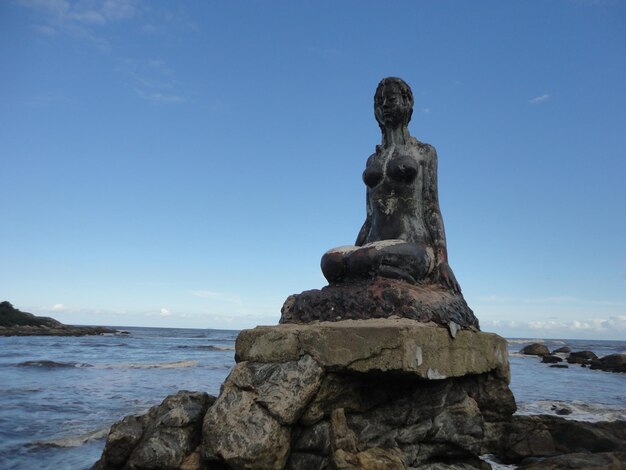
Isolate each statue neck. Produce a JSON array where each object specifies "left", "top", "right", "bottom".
[{"left": 381, "top": 126, "right": 411, "bottom": 147}]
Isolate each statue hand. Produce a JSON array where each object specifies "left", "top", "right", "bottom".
[{"left": 437, "top": 262, "right": 461, "bottom": 294}]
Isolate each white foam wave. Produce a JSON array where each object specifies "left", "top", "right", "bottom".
[
  {"left": 31, "top": 428, "right": 108, "bottom": 448},
  {"left": 104, "top": 360, "right": 199, "bottom": 369},
  {"left": 507, "top": 339, "right": 546, "bottom": 344},
  {"left": 516, "top": 400, "right": 626, "bottom": 422},
  {"left": 480, "top": 454, "right": 517, "bottom": 469}
]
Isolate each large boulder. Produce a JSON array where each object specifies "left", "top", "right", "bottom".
[{"left": 203, "top": 355, "right": 324, "bottom": 469}]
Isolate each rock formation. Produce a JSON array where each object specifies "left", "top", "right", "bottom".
[{"left": 0, "top": 301, "right": 115, "bottom": 336}]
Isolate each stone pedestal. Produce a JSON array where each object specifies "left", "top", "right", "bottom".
[
  {"left": 280, "top": 278, "right": 479, "bottom": 330},
  {"left": 202, "top": 320, "right": 515, "bottom": 470}
]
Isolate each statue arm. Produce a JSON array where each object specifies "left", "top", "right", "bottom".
[
  {"left": 424, "top": 146, "right": 461, "bottom": 293},
  {"left": 355, "top": 188, "right": 371, "bottom": 246}
]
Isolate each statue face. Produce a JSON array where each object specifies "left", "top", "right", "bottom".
[{"left": 375, "top": 83, "right": 411, "bottom": 128}]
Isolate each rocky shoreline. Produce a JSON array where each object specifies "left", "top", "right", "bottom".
[
  {"left": 520, "top": 342, "right": 626, "bottom": 374},
  {"left": 0, "top": 301, "right": 116, "bottom": 336},
  {"left": 94, "top": 383, "right": 626, "bottom": 469},
  {"left": 93, "top": 321, "right": 626, "bottom": 469}
]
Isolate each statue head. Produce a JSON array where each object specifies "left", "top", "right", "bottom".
[{"left": 374, "top": 77, "right": 414, "bottom": 130}]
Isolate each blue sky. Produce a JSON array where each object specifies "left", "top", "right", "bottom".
[{"left": 1, "top": 0, "right": 625, "bottom": 339}]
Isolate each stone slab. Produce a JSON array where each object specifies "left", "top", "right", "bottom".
[{"left": 235, "top": 319, "right": 509, "bottom": 381}]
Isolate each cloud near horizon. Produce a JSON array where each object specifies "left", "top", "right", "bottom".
[{"left": 484, "top": 314, "right": 626, "bottom": 335}]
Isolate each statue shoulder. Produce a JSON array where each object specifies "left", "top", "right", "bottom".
[
  {"left": 409, "top": 138, "right": 437, "bottom": 162},
  {"left": 414, "top": 139, "right": 437, "bottom": 157}
]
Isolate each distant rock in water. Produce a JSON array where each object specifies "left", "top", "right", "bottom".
[
  {"left": 541, "top": 355, "right": 564, "bottom": 364},
  {"left": 0, "top": 301, "right": 115, "bottom": 336},
  {"left": 590, "top": 354, "right": 626, "bottom": 373},
  {"left": 520, "top": 343, "right": 550, "bottom": 356},
  {"left": 567, "top": 350, "right": 599, "bottom": 365}
]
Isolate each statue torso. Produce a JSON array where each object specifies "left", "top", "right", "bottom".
[{"left": 362, "top": 140, "right": 433, "bottom": 246}]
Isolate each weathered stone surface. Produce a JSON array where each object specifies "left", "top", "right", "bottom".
[
  {"left": 202, "top": 355, "right": 323, "bottom": 469},
  {"left": 280, "top": 277, "right": 478, "bottom": 329},
  {"left": 551, "top": 346, "right": 571, "bottom": 354},
  {"left": 236, "top": 319, "right": 508, "bottom": 380},
  {"left": 94, "top": 391, "right": 213, "bottom": 470},
  {"left": 203, "top": 386, "right": 289, "bottom": 470},
  {"left": 519, "top": 343, "right": 549, "bottom": 356},
  {"left": 291, "top": 368, "right": 516, "bottom": 469},
  {"left": 502, "top": 415, "right": 626, "bottom": 462}
]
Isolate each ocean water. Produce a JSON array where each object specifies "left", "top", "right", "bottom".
[{"left": 0, "top": 328, "right": 624, "bottom": 470}]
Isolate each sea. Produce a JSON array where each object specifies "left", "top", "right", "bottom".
[{"left": 0, "top": 328, "right": 624, "bottom": 470}]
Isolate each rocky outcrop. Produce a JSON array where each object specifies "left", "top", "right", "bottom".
[
  {"left": 519, "top": 343, "right": 549, "bottom": 356},
  {"left": 551, "top": 346, "right": 571, "bottom": 354},
  {"left": 280, "top": 278, "right": 479, "bottom": 330},
  {"left": 0, "top": 301, "right": 116, "bottom": 336},
  {"left": 206, "top": 321, "right": 514, "bottom": 469},
  {"left": 94, "top": 391, "right": 214, "bottom": 469}
]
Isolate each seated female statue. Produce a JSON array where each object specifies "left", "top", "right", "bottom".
[{"left": 321, "top": 77, "right": 461, "bottom": 293}]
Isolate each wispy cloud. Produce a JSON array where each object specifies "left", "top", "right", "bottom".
[
  {"left": 51, "top": 303, "right": 66, "bottom": 312},
  {"left": 17, "top": 0, "right": 138, "bottom": 52},
  {"left": 529, "top": 94, "right": 550, "bottom": 104},
  {"left": 119, "top": 57, "right": 188, "bottom": 104},
  {"left": 19, "top": 0, "right": 138, "bottom": 31}
]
